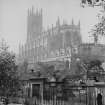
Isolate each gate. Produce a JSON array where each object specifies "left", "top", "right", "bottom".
[
  {"left": 25, "top": 78, "right": 105, "bottom": 105},
  {"left": 43, "top": 82, "right": 65, "bottom": 105},
  {"left": 43, "top": 82, "right": 87, "bottom": 105},
  {"left": 43, "top": 83, "right": 105, "bottom": 105}
]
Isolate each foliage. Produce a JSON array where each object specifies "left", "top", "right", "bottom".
[
  {"left": 0, "top": 41, "right": 20, "bottom": 97},
  {"left": 90, "top": 13, "right": 105, "bottom": 43},
  {"left": 81, "top": 0, "right": 105, "bottom": 7},
  {"left": 81, "top": 0, "right": 105, "bottom": 44},
  {"left": 76, "top": 58, "right": 104, "bottom": 79}
]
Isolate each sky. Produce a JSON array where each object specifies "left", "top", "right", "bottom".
[{"left": 0, "top": 0, "right": 104, "bottom": 53}]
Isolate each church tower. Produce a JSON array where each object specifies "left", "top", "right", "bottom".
[{"left": 27, "top": 7, "right": 43, "bottom": 44}]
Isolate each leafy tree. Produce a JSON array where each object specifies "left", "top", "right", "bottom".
[
  {"left": 81, "top": 0, "right": 105, "bottom": 7},
  {"left": 0, "top": 40, "right": 20, "bottom": 97},
  {"left": 80, "top": 0, "right": 105, "bottom": 44},
  {"left": 79, "top": 0, "right": 105, "bottom": 78},
  {"left": 76, "top": 57, "right": 104, "bottom": 80}
]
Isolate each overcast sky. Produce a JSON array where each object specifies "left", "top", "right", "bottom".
[{"left": 0, "top": 0, "right": 104, "bottom": 53}]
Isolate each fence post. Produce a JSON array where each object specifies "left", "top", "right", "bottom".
[{"left": 41, "top": 83, "right": 43, "bottom": 105}]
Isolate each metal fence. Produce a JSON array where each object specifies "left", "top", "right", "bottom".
[{"left": 23, "top": 81, "right": 105, "bottom": 105}]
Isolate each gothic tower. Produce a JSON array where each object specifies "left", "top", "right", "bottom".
[{"left": 27, "top": 7, "right": 43, "bottom": 44}]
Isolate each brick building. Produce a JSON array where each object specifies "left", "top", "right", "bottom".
[{"left": 18, "top": 7, "right": 82, "bottom": 68}]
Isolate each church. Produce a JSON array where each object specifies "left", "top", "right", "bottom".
[{"left": 18, "top": 7, "right": 82, "bottom": 68}]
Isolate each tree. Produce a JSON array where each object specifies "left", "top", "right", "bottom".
[
  {"left": 0, "top": 40, "right": 20, "bottom": 97},
  {"left": 79, "top": 0, "right": 105, "bottom": 78},
  {"left": 81, "top": 0, "right": 105, "bottom": 44},
  {"left": 81, "top": 0, "right": 105, "bottom": 7},
  {"left": 76, "top": 57, "right": 104, "bottom": 80}
]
